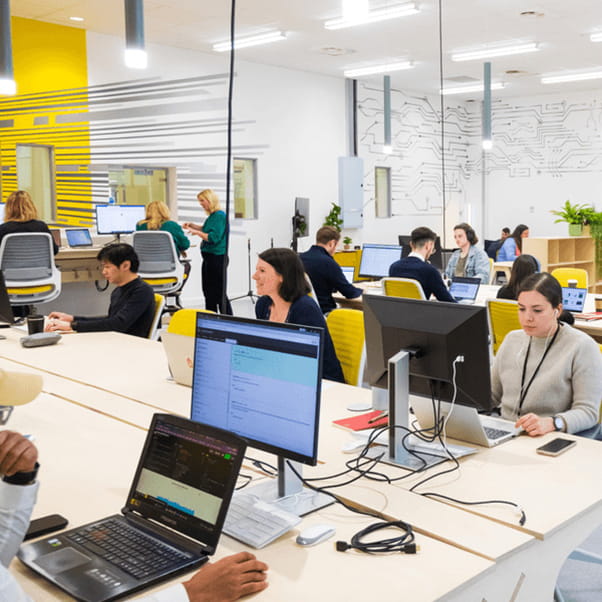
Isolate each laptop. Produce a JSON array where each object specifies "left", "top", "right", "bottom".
[
  {"left": 449, "top": 276, "right": 480, "bottom": 304},
  {"left": 19, "top": 413, "right": 246, "bottom": 602},
  {"left": 49, "top": 229, "right": 62, "bottom": 249},
  {"left": 341, "top": 266, "right": 355, "bottom": 284},
  {"left": 162, "top": 331, "right": 194, "bottom": 386},
  {"left": 411, "top": 397, "right": 520, "bottom": 448},
  {"left": 562, "top": 286, "right": 587, "bottom": 313},
  {"left": 66, "top": 228, "right": 93, "bottom": 248}
]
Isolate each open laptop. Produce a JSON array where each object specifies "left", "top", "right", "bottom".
[
  {"left": 562, "top": 286, "right": 587, "bottom": 313},
  {"left": 341, "top": 266, "right": 355, "bottom": 284},
  {"left": 19, "top": 413, "right": 246, "bottom": 602},
  {"left": 449, "top": 276, "right": 480, "bottom": 304},
  {"left": 66, "top": 228, "right": 93, "bottom": 248},
  {"left": 411, "top": 397, "right": 519, "bottom": 447},
  {"left": 162, "top": 331, "right": 194, "bottom": 386}
]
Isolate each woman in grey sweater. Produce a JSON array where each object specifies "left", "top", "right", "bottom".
[{"left": 492, "top": 272, "right": 602, "bottom": 436}]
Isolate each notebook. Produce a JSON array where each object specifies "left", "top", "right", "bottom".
[
  {"left": 19, "top": 413, "right": 246, "bottom": 602},
  {"left": 562, "top": 286, "right": 587, "bottom": 313},
  {"left": 341, "top": 266, "right": 355, "bottom": 284},
  {"left": 162, "top": 331, "right": 194, "bottom": 386},
  {"left": 449, "top": 276, "right": 480, "bottom": 304},
  {"left": 411, "top": 397, "right": 520, "bottom": 447},
  {"left": 66, "top": 228, "right": 93, "bottom": 248}
]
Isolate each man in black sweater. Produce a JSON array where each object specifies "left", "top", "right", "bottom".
[
  {"left": 46, "top": 243, "right": 155, "bottom": 338},
  {"left": 299, "top": 226, "right": 362, "bottom": 313}
]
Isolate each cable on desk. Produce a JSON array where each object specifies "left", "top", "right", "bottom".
[
  {"left": 244, "top": 456, "right": 278, "bottom": 477},
  {"left": 335, "top": 520, "right": 418, "bottom": 555},
  {"left": 235, "top": 473, "right": 252, "bottom": 490}
]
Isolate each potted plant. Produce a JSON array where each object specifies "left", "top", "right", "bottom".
[
  {"left": 323, "top": 202, "right": 343, "bottom": 232},
  {"left": 580, "top": 205, "right": 598, "bottom": 237},
  {"left": 550, "top": 200, "right": 589, "bottom": 236},
  {"left": 342, "top": 235, "right": 352, "bottom": 250},
  {"left": 584, "top": 209, "right": 602, "bottom": 279}
]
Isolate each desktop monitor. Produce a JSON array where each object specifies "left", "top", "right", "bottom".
[
  {"left": 190, "top": 312, "right": 331, "bottom": 514},
  {"left": 95, "top": 204, "right": 146, "bottom": 235},
  {"left": 398, "top": 234, "right": 444, "bottom": 271},
  {"left": 358, "top": 243, "right": 402, "bottom": 279},
  {"left": 363, "top": 294, "right": 493, "bottom": 411}
]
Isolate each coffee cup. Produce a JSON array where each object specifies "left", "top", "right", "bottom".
[
  {"left": 27, "top": 315, "right": 45, "bottom": 335},
  {"left": 595, "top": 296, "right": 602, "bottom": 312},
  {"left": 567, "top": 279, "right": 578, "bottom": 288}
]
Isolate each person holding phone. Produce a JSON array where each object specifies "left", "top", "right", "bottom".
[{"left": 491, "top": 272, "right": 602, "bottom": 437}]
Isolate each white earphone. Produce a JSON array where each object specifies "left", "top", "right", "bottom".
[{"left": 554, "top": 309, "right": 559, "bottom": 317}]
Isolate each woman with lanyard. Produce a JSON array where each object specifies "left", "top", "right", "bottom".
[
  {"left": 184, "top": 189, "right": 232, "bottom": 314},
  {"left": 491, "top": 272, "right": 602, "bottom": 437}
]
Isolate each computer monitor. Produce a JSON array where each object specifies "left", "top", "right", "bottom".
[
  {"left": 364, "top": 294, "right": 492, "bottom": 411},
  {"left": 358, "top": 243, "right": 402, "bottom": 279},
  {"left": 398, "top": 234, "right": 444, "bottom": 271},
  {"left": 95, "top": 204, "right": 146, "bottom": 237},
  {"left": 190, "top": 312, "right": 332, "bottom": 515}
]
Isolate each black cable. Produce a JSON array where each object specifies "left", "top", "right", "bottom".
[
  {"left": 235, "top": 473, "right": 252, "bottom": 490},
  {"left": 336, "top": 520, "right": 417, "bottom": 555},
  {"left": 244, "top": 456, "right": 278, "bottom": 477}
]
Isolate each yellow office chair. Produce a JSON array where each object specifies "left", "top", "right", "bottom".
[
  {"left": 0, "top": 233, "right": 61, "bottom": 306},
  {"left": 550, "top": 267, "right": 588, "bottom": 289},
  {"left": 382, "top": 277, "right": 426, "bottom": 300},
  {"left": 147, "top": 294, "right": 166, "bottom": 340},
  {"left": 167, "top": 308, "right": 214, "bottom": 337},
  {"left": 326, "top": 308, "right": 366, "bottom": 387},
  {"left": 486, "top": 299, "right": 521, "bottom": 355}
]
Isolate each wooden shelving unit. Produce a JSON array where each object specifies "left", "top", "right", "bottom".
[{"left": 522, "top": 236, "right": 601, "bottom": 292}]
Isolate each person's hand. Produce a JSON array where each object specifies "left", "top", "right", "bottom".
[
  {"left": 515, "top": 413, "right": 554, "bottom": 437},
  {"left": 182, "top": 552, "right": 268, "bottom": 602},
  {"left": 0, "top": 431, "right": 38, "bottom": 476},
  {"left": 45, "top": 319, "right": 72, "bottom": 333},
  {"left": 47, "top": 311, "right": 73, "bottom": 323}
]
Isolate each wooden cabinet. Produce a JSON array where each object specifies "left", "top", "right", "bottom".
[{"left": 522, "top": 236, "right": 600, "bottom": 291}]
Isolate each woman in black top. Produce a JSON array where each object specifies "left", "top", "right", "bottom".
[
  {"left": 496, "top": 254, "right": 539, "bottom": 300},
  {"left": 0, "top": 190, "right": 58, "bottom": 254}
]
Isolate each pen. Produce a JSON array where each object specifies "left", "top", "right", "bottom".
[{"left": 368, "top": 412, "right": 388, "bottom": 424}]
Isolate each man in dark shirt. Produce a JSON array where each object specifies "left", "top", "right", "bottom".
[
  {"left": 389, "top": 226, "right": 455, "bottom": 302},
  {"left": 486, "top": 227, "right": 510, "bottom": 259},
  {"left": 299, "top": 226, "right": 362, "bottom": 313},
  {"left": 46, "top": 243, "right": 155, "bottom": 338}
]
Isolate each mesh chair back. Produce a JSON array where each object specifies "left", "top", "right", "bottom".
[
  {"left": 133, "top": 231, "right": 178, "bottom": 273},
  {"left": 326, "top": 308, "right": 366, "bottom": 386},
  {"left": 0, "top": 233, "right": 53, "bottom": 280}
]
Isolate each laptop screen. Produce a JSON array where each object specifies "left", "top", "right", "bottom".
[
  {"left": 66, "top": 228, "right": 92, "bottom": 247},
  {"left": 562, "top": 286, "right": 587, "bottom": 313},
  {"left": 449, "top": 276, "right": 480, "bottom": 302},
  {"left": 126, "top": 414, "right": 245, "bottom": 550},
  {"left": 341, "top": 266, "right": 355, "bottom": 284}
]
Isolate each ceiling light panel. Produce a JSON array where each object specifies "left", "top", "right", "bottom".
[
  {"left": 344, "top": 61, "right": 413, "bottom": 78},
  {"left": 451, "top": 42, "right": 539, "bottom": 62},
  {"left": 441, "top": 82, "right": 505, "bottom": 95},
  {"left": 590, "top": 32, "right": 602, "bottom": 42},
  {"left": 213, "top": 31, "right": 286, "bottom": 52},
  {"left": 325, "top": 2, "right": 419, "bottom": 30},
  {"left": 541, "top": 70, "right": 602, "bottom": 84}
]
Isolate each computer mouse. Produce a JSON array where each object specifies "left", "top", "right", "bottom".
[{"left": 296, "top": 524, "right": 336, "bottom": 547}]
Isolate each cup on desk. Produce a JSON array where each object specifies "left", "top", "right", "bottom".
[
  {"left": 26, "top": 315, "right": 45, "bottom": 335},
  {"left": 596, "top": 296, "right": 602, "bottom": 312},
  {"left": 567, "top": 279, "right": 578, "bottom": 288}
]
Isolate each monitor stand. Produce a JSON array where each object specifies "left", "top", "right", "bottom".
[
  {"left": 364, "top": 350, "right": 445, "bottom": 471},
  {"left": 242, "top": 457, "right": 333, "bottom": 517}
]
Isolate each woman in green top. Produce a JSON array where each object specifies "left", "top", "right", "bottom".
[{"left": 183, "top": 189, "right": 232, "bottom": 314}]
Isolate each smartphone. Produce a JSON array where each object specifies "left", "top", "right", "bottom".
[
  {"left": 24, "top": 513, "right": 68, "bottom": 541},
  {"left": 536, "top": 437, "right": 576, "bottom": 457}
]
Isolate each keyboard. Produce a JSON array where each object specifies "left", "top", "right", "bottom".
[
  {"left": 223, "top": 494, "right": 301, "bottom": 549},
  {"left": 66, "top": 517, "right": 192, "bottom": 579},
  {"left": 484, "top": 426, "right": 512, "bottom": 440}
]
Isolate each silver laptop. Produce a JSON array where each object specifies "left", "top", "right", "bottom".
[
  {"left": 562, "top": 286, "right": 587, "bottom": 313},
  {"left": 19, "top": 413, "right": 246, "bottom": 602},
  {"left": 162, "top": 331, "right": 194, "bottom": 386},
  {"left": 341, "top": 266, "right": 355, "bottom": 284},
  {"left": 411, "top": 397, "right": 519, "bottom": 447},
  {"left": 449, "top": 276, "right": 480, "bottom": 304}
]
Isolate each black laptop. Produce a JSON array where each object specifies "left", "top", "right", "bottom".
[
  {"left": 19, "top": 413, "right": 246, "bottom": 602},
  {"left": 66, "top": 228, "right": 93, "bottom": 248}
]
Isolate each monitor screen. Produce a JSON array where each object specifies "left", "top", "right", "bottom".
[
  {"left": 398, "top": 234, "right": 443, "bottom": 270},
  {"left": 95, "top": 204, "right": 146, "bottom": 235},
  {"left": 359, "top": 243, "right": 402, "bottom": 278},
  {"left": 341, "top": 266, "right": 355, "bottom": 284},
  {"left": 562, "top": 286, "right": 587, "bottom": 313},
  {"left": 363, "top": 294, "right": 493, "bottom": 411},
  {"left": 190, "top": 312, "right": 324, "bottom": 466}
]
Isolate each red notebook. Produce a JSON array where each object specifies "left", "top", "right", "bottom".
[
  {"left": 574, "top": 312, "right": 602, "bottom": 321},
  {"left": 332, "top": 410, "right": 388, "bottom": 431}
]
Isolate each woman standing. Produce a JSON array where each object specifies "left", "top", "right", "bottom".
[
  {"left": 444, "top": 223, "right": 490, "bottom": 283},
  {"left": 253, "top": 247, "right": 344, "bottom": 383},
  {"left": 183, "top": 190, "right": 231, "bottom": 314},
  {"left": 497, "top": 224, "right": 529, "bottom": 262}
]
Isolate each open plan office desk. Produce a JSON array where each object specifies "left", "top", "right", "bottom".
[{"left": 55, "top": 247, "right": 104, "bottom": 283}]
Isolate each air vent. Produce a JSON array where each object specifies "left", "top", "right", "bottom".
[
  {"left": 445, "top": 75, "right": 479, "bottom": 83},
  {"left": 318, "top": 47, "right": 355, "bottom": 56}
]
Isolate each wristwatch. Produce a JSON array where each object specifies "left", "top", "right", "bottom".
[
  {"left": 553, "top": 415, "right": 566, "bottom": 432},
  {"left": 2, "top": 462, "right": 39, "bottom": 485}
]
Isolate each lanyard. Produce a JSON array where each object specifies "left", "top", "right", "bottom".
[{"left": 517, "top": 325, "right": 560, "bottom": 414}]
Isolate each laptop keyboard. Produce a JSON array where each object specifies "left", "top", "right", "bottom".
[
  {"left": 66, "top": 518, "right": 192, "bottom": 579},
  {"left": 223, "top": 494, "right": 301, "bottom": 549},
  {"left": 484, "top": 426, "right": 511, "bottom": 440}
]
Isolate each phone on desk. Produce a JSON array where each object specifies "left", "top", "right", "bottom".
[
  {"left": 536, "top": 438, "right": 576, "bottom": 457},
  {"left": 24, "top": 514, "right": 68, "bottom": 541}
]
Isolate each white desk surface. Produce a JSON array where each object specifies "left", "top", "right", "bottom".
[{"left": 6, "top": 393, "right": 495, "bottom": 602}]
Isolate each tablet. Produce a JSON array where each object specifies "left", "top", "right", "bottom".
[{"left": 65, "top": 228, "right": 93, "bottom": 248}]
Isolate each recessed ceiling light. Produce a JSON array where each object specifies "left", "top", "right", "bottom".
[
  {"left": 213, "top": 31, "right": 286, "bottom": 52},
  {"left": 590, "top": 32, "right": 602, "bottom": 43},
  {"left": 343, "top": 61, "right": 413, "bottom": 78},
  {"left": 451, "top": 42, "right": 539, "bottom": 62},
  {"left": 441, "top": 82, "right": 505, "bottom": 95},
  {"left": 541, "top": 70, "right": 602, "bottom": 84},
  {"left": 69, "top": 16, "right": 84, "bottom": 22},
  {"left": 325, "top": 2, "right": 419, "bottom": 30}
]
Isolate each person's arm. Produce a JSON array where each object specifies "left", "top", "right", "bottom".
[
  {"left": 429, "top": 270, "right": 456, "bottom": 302},
  {"left": 331, "top": 264, "right": 362, "bottom": 299},
  {"left": 471, "top": 248, "right": 491, "bottom": 283},
  {"left": 202, "top": 213, "right": 225, "bottom": 245},
  {"left": 497, "top": 239, "right": 515, "bottom": 262},
  {"left": 41, "top": 223, "right": 59, "bottom": 255},
  {"left": 166, "top": 222, "right": 191, "bottom": 253}
]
